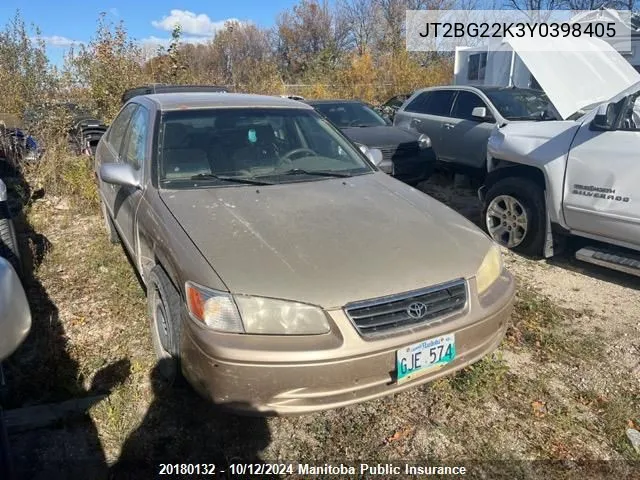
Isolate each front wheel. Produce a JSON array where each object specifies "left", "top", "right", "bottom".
[
  {"left": 148, "top": 266, "right": 183, "bottom": 383},
  {"left": 483, "top": 177, "right": 546, "bottom": 257}
]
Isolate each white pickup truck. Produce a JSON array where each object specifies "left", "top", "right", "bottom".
[{"left": 479, "top": 40, "right": 640, "bottom": 277}]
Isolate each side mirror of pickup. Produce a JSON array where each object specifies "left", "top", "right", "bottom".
[
  {"left": 591, "top": 103, "right": 617, "bottom": 131},
  {"left": 0, "top": 257, "right": 31, "bottom": 360},
  {"left": 99, "top": 163, "right": 141, "bottom": 189}
]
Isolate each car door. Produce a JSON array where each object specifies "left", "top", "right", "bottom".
[
  {"left": 563, "top": 96, "right": 640, "bottom": 250},
  {"left": 395, "top": 90, "right": 456, "bottom": 161},
  {"left": 114, "top": 105, "right": 150, "bottom": 251},
  {"left": 97, "top": 103, "right": 137, "bottom": 217},
  {"left": 445, "top": 90, "right": 496, "bottom": 169}
]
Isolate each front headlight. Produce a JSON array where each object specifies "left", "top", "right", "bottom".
[
  {"left": 185, "top": 282, "right": 330, "bottom": 335},
  {"left": 186, "top": 282, "right": 244, "bottom": 333},
  {"left": 475, "top": 244, "right": 503, "bottom": 295},
  {"left": 418, "top": 134, "right": 431, "bottom": 149},
  {"left": 235, "top": 296, "right": 330, "bottom": 335}
]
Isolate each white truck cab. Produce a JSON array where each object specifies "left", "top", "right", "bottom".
[
  {"left": 480, "top": 81, "right": 640, "bottom": 276},
  {"left": 478, "top": 38, "right": 640, "bottom": 276}
]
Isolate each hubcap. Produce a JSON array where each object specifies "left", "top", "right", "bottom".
[{"left": 486, "top": 195, "right": 528, "bottom": 248}]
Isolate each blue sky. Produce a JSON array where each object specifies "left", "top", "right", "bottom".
[{"left": 0, "top": 0, "right": 301, "bottom": 65}]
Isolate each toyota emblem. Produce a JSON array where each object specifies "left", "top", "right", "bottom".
[{"left": 407, "top": 302, "right": 428, "bottom": 319}]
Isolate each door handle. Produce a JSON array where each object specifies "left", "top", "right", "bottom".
[
  {"left": 443, "top": 123, "right": 454, "bottom": 129},
  {"left": 411, "top": 118, "right": 422, "bottom": 125}
]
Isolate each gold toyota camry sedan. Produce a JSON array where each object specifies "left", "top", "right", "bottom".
[{"left": 95, "top": 92, "right": 516, "bottom": 415}]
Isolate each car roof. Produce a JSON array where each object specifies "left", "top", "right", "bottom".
[
  {"left": 416, "top": 85, "right": 543, "bottom": 94},
  {"left": 142, "top": 93, "right": 315, "bottom": 111},
  {"left": 304, "top": 99, "right": 364, "bottom": 105},
  {"left": 122, "top": 84, "right": 228, "bottom": 104}
]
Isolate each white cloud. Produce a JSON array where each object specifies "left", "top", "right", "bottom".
[
  {"left": 39, "top": 36, "right": 83, "bottom": 48},
  {"left": 151, "top": 9, "right": 238, "bottom": 36}
]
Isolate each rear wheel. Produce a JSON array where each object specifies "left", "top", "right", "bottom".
[
  {"left": 148, "top": 266, "right": 183, "bottom": 383},
  {"left": 483, "top": 177, "right": 546, "bottom": 257},
  {"left": 0, "top": 214, "right": 21, "bottom": 275}
]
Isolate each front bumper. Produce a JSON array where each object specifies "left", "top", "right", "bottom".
[
  {"left": 478, "top": 185, "right": 487, "bottom": 203},
  {"left": 388, "top": 149, "right": 436, "bottom": 185},
  {"left": 180, "top": 270, "right": 516, "bottom": 415}
]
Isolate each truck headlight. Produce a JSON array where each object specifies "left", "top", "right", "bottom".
[
  {"left": 186, "top": 282, "right": 330, "bottom": 335},
  {"left": 418, "top": 134, "right": 431, "bottom": 149},
  {"left": 475, "top": 245, "right": 503, "bottom": 295}
]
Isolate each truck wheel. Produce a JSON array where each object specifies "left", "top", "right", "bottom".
[
  {"left": 100, "top": 201, "right": 119, "bottom": 244},
  {"left": 148, "top": 266, "right": 183, "bottom": 382},
  {"left": 483, "top": 177, "right": 546, "bottom": 257},
  {"left": 0, "top": 210, "right": 22, "bottom": 275}
]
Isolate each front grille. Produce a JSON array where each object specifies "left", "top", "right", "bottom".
[
  {"left": 378, "top": 142, "right": 420, "bottom": 163},
  {"left": 344, "top": 279, "right": 467, "bottom": 338}
]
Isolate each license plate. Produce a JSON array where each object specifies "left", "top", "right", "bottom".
[{"left": 396, "top": 334, "right": 456, "bottom": 384}]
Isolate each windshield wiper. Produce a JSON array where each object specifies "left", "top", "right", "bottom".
[
  {"left": 190, "top": 173, "right": 273, "bottom": 185},
  {"left": 276, "top": 168, "right": 353, "bottom": 178}
]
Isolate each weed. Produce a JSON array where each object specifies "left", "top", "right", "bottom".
[{"left": 448, "top": 353, "right": 510, "bottom": 399}]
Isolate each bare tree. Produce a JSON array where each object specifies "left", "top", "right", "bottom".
[
  {"left": 377, "top": 0, "right": 452, "bottom": 52},
  {"left": 503, "top": 0, "right": 564, "bottom": 11},
  {"left": 565, "top": 0, "right": 638, "bottom": 10},
  {"left": 275, "top": 0, "right": 347, "bottom": 79},
  {"left": 338, "top": 0, "right": 378, "bottom": 55}
]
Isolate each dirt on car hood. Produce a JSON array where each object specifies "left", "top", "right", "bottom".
[{"left": 160, "top": 173, "right": 492, "bottom": 309}]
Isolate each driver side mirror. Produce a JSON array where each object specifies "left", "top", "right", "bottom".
[
  {"left": 591, "top": 102, "right": 617, "bottom": 131},
  {"left": 0, "top": 257, "right": 31, "bottom": 360},
  {"left": 471, "top": 107, "right": 492, "bottom": 122},
  {"left": 99, "top": 162, "right": 141, "bottom": 189}
]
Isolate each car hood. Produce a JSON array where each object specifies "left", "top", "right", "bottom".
[
  {"left": 499, "top": 36, "right": 640, "bottom": 120},
  {"left": 340, "top": 125, "right": 418, "bottom": 147},
  {"left": 488, "top": 120, "right": 581, "bottom": 166},
  {"left": 160, "top": 174, "right": 492, "bottom": 309}
]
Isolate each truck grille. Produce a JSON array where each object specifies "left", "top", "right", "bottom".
[
  {"left": 378, "top": 142, "right": 420, "bottom": 163},
  {"left": 344, "top": 279, "right": 467, "bottom": 338}
]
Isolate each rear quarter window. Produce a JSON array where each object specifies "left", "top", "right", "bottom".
[{"left": 403, "top": 92, "right": 430, "bottom": 113}]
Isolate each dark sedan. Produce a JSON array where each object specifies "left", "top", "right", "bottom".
[{"left": 305, "top": 100, "right": 434, "bottom": 185}]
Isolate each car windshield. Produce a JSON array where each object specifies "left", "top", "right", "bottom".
[
  {"left": 158, "top": 108, "right": 374, "bottom": 187},
  {"left": 312, "top": 102, "right": 387, "bottom": 128},
  {"left": 485, "top": 89, "right": 560, "bottom": 121}
]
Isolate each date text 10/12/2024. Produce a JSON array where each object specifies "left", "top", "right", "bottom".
[{"left": 158, "top": 463, "right": 468, "bottom": 476}]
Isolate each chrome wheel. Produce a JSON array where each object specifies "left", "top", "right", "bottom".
[{"left": 486, "top": 194, "right": 528, "bottom": 248}]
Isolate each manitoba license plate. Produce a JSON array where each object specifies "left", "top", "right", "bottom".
[{"left": 396, "top": 334, "right": 456, "bottom": 384}]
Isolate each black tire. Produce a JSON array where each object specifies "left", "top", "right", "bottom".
[
  {"left": 0, "top": 204, "right": 21, "bottom": 275},
  {"left": 148, "top": 266, "right": 183, "bottom": 382},
  {"left": 100, "top": 201, "right": 119, "bottom": 244},
  {"left": 483, "top": 177, "right": 546, "bottom": 257}
]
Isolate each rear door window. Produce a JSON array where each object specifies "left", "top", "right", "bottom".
[{"left": 403, "top": 92, "right": 430, "bottom": 113}]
